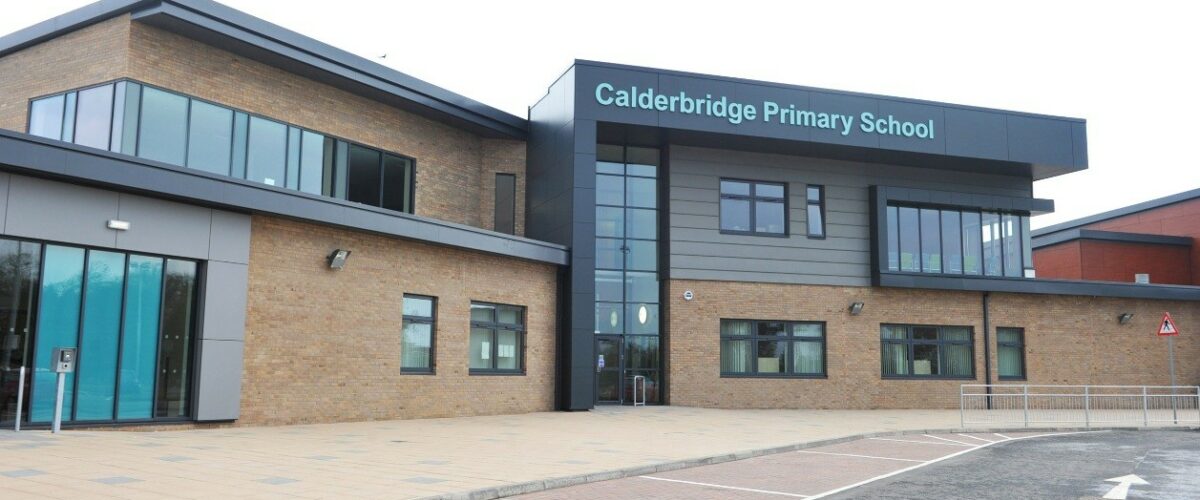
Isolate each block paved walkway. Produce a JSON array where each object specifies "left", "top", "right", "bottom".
[{"left": 0, "top": 407, "right": 965, "bottom": 499}]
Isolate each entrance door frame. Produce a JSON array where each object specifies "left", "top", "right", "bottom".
[{"left": 594, "top": 334, "right": 624, "bottom": 404}]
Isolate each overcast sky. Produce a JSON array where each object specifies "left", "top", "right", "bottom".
[{"left": 4, "top": 1, "right": 1196, "bottom": 228}]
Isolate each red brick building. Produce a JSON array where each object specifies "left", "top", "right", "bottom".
[{"left": 1032, "top": 189, "right": 1200, "bottom": 285}]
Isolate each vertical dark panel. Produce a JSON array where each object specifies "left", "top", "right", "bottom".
[
  {"left": 156, "top": 260, "right": 197, "bottom": 418},
  {"left": 494, "top": 173, "right": 516, "bottom": 234},
  {"left": 382, "top": 154, "right": 412, "bottom": 213}
]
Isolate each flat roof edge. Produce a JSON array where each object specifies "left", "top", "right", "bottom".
[
  {"left": 1032, "top": 229, "right": 1194, "bottom": 249},
  {"left": 0, "top": 130, "right": 567, "bottom": 265},
  {"left": 1033, "top": 187, "right": 1200, "bottom": 237},
  {"left": 878, "top": 272, "right": 1200, "bottom": 301}
]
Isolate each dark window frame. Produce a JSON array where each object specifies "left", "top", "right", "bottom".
[
  {"left": 719, "top": 178, "right": 789, "bottom": 238},
  {"left": 468, "top": 301, "right": 527, "bottom": 375},
  {"left": 880, "top": 324, "right": 976, "bottom": 380},
  {"left": 719, "top": 319, "right": 827, "bottom": 378},
  {"left": 884, "top": 202, "right": 1032, "bottom": 280},
  {"left": 805, "top": 184, "right": 826, "bottom": 239},
  {"left": 400, "top": 294, "right": 437, "bottom": 374},
  {"left": 996, "top": 326, "right": 1026, "bottom": 381}
]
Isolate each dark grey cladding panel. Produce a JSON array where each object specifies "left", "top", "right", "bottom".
[
  {"left": 576, "top": 65, "right": 660, "bottom": 127},
  {"left": 1006, "top": 115, "right": 1075, "bottom": 167},
  {"left": 1071, "top": 122, "right": 1088, "bottom": 169},
  {"left": 655, "top": 73, "right": 739, "bottom": 134},
  {"left": 0, "top": 131, "right": 567, "bottom": 265},
  {"left": 877, "top": 100, "right": 945, "bottom": 155},
  {"left": 878, "top": 272, "right": 1200, "bottom": 301},
  {"left": 807, "top": 92, "right": 880, "bottom": 149},
  {"left": 944, "top": 107, "right": 1009, "bottom": 160}
]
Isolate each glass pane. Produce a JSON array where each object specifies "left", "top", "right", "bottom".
[
  {"left": 793, "top": 323, "right": 823, "bottom": 338},
  {"left": 912, "top": 344, "right": 939, "bottom": 375},
  {"left": 119, "top": 83, "right": 141, "bottom": 154},
  {"left": 941, "top": 210, "right": 963, "bottom": 274},
  {"left": 346, "top": 144, "right": 382, "bottom": 205},
  {"left": 469, "top": 303, "right": 494, "bottom": 323},
  {"left": 882, "top": 343, "right": 909, "bottom": 376},
  {"left": 62, "top": 92, "right": 76, "bottom": 142},
  {"left": 887, "top": 206, "right": 899, "bottom": 271},
  {"left": 109, "top": 82, "right": 126, "bottom": 151},
  {"left": 626, "top": 146, "right": 659, "bottom": 168},
  {"left": 962, "top": 211, "right": 982, "bottom": 275},
  {"left": 497, "top": 306, "right": 522, "bottom": 325},
  {"left": 595, "top": 270, "right": 622, "bottom": 302},
  {"left": 469, "top": 327, "right": 492, "bottom": 369},
  {"left": 720, "top": 339, "right": 751, "bottom": 373},
  {"left": 997, "top": 328, "right": 1021, "bottom": 345},
  {"left": 720, "top": 180, "right": 750, "bottom": 195},
  {"left": 0, "top": 241, "right": 41, "bottom": 423},
  {"left": 231, "top": 112, "right": 248, "bottom": 179},
  {"left": 898, "top": 207, "right": 919, "bottom": 272},
  {"left": 596, "top": 175, "right": 624, "bottom": 206},
  {"left": 940, "top": 327, "right": 971, "bottom": 342},
  {"left": 32, "top": 245, "right": 85, "bottom": 422},
  {"left": 137, "top": 87, "right": 189, "bottom": 165},
  {"left": 299, "top": 131, "right": 326, "bottom": 195},
  {"left": 156, "top": 259, "right": 196, "bottom": 418},
  {"left": 596, "top": 238, "right": 622, "bottom": 270},
  {"left": 595, "top": 302, "right": 622, "bottom": 334},
  {"left": 881, "top": 325, "right": 908, "bottom": 340},
  {"left": 757, "top": 183, "right": 784, "bottom": 198},
  {"left": 496, "top": 330, "right": 520, "bottom": 370},
  {"left": 943, "top": 344, "right": 973, "bottom": 377},
  {"left": 626, "top": 303, "right": 658, "bottom": 335},
  {"left": 1021, "top": 216, "right": 1032, "bottom": 274},
  {"left": 402, "top": 296, "right": 433, "bottom": 317},
  {"left": 1003, "top": 214, "right": 1022, "bottom": 277},
  {"left": 912, "top": 326, "right": 938, "bottom": 340},
  {"left": 596, "top": 161, "right": 623, "bottom": 175},
  {"left": 793, "top": 341, "right": 823, "bottom": 375},
  {"left": 118, "top": 255, "right": 162, "bottom": 419},
  {"left": 285, "top": 127, "right": 300, "bottom": 190},
  {"left": 982, "top": 212, "right": 1002, "bottom": 276},
  {"left": 998, "top": 345, "right": 1023, "bottom": 378},
  {"left": 596, "top": 207, "right": 624, "bottom": 238},
  {"left": 756, "top": 341, "right": 786, "bottom": 373},
  {"left": 246, "top": 116, "right": 288, "bottom": 187},
  {"left": 626, "top": 240, "right": 657, "bottom": 271},
  {"left": 720, "top": 198, "right": 751, "bottom": 232},
  {"left": 806, "top": 185, "right": 822, "bottom": 201},
  {"left": 626, "top": 177, "right": 656, "bottom": 209},
  {"left": 626, "top": 209, "right": 656, "bottom": 240},
  {"left": 627, "top": 336, "right": 659, "bottom": 369},
  {"left": 756, "top": 201, "right": 786, "bottom": 234},
  {"left": 920, "top": 208, "right": 941, "bottom": 273},
  {"left": 806, "top": 203, "right": 823, "bottom": 237},
  {"left": 76, "top": 250, "right": 125, "bottom": 420},
  {"left": 29, "top": 95, "right": 65, "bottom": 139},
  {"left": 627, "top": 163, "right": 656, "bottom": 177},
  {"left": 400, "top": 321, "right": 432, "bottom": 370},
  {"left": 186, "top": 100, "right": 234, "bottom": 175},
  {"left": 624, "top": 271, "right": 658, "bottom": 304},
  {"left": 73, "top": 84, "right": 114, "bottom": 150},
  {"left": 597, "top": 144, "right": 624, "bottom": 163},
  {"left": 721, "top": 319, "right": 752, "bottom": 336},
  {"left": 759, "top": 322, "right": 787, "bottom": 336},
  {"left": 382, "top": 154, "right": 411, "bottom": 212}
]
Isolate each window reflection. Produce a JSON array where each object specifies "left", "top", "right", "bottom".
[{"left": 886, "top": 204, "right": 1031, "bottom": 279}]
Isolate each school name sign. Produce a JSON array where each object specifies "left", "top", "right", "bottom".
[{"left": 594, "top": 82, "right": 935, "bottom": 140}]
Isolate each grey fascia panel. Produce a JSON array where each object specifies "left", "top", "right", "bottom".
[
  {"left": 880, "top": 185, "right": 1054, "bottom": 214},
  {"left": 1033, "top": 187, "right": 1200, "bottom": 238},
  {"left": 878, "top": 272, "right": 1200, "bottom": 301},
  {"left": 1031, "top": 229, "right": 1194, "bottom": 249},
  {"left": 0, "top": 131, "right": 567, "bottom": 265},
  {"left": 193, "top": 338, "right": 243, "bottom": 421}
]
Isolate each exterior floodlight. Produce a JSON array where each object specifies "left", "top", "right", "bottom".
[
  {"left": 1118, "top": 313, "right": 1133, "bottom": 324},
  {"left": 849, "top": 302, "right": 864, "bottom": 315},
  {"left": 328, "top": 249, "right": 351, "bottom": 270}
]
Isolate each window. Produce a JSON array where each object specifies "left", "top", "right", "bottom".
[
  {"left": 720, "top": 320, "right": 825, "bottom": 377},
  {"left": 26, "top": 80, "right": 415, "bottom": 214},
  {"left": 997, "top": 327, "right": 1025, "bottom": 380},
  {"left": 469, "top": 302, "right": 525, "bottom": 374},
  {"left": 401, "top": 295, "right": 436, "bottom": 373},
  {"left": 881, "top": 325, "right": 974, "bottom": 378},
  {"left": 720, "top": 180, "right": 787, "bottom": 236},
  {"left": 806, "top": 185, "right": 825, "bottom": 238},
  {"left": 885, "top": 204, "right": 1031, "bottom": 279},
  {"left": 494, "top": 173, "right": 516, "bottom": 234}
]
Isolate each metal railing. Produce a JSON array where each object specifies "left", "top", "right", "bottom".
[{"left": 961, "top": 384, "right": 1200, "bottom": 428}]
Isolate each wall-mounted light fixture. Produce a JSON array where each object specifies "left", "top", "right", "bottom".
[
  {"left": 106, "top": 219, "right": 131, "bottom": 231},
  {"left": 327, "top": 249, "right": 351, "bottom": 270},
  {"left": 1118, "top": 313, "right": 1134, "bottom": 324},
  {"left": 849, "top": 302, "right": 865, "bottom": 315}
]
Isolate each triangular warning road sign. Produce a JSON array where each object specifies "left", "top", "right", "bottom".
[{"left": 1158, "top": 312, "right": 1180, "bottom": 336}]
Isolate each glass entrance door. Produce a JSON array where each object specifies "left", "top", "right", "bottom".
[
  {"left": 0, "top": 240, "right": 41, "bottom": 423},
  {"left": 595, "top": 335, "right": 623, "bottom": 404}
]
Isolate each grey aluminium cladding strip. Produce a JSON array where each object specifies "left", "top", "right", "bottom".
[
  {"left": 1032, "top": 186, "right": 1200, "bottom": 238},
  {"left": 0, "top": 130, "right": 568, "bottom": 265},
  {"left": 878, "top": 272, "right": 1200, "bottom": 301},
  {"left": 0, "top": 0, "right": 526, "bottom": 139},
  {"left": 1031, "top": 229, "right": 1194, "bottom": 249}
]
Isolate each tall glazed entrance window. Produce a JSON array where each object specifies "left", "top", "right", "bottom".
[
  {"left": 594, "top": 144, "right": 660, "bottom": 405},
  {"left": 0, "top": 236, "right": 199, "bottom": 426}
]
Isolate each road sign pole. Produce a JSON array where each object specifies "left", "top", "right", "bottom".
[{"left": 1168, "top": 335, "right": 1178, "bottom": 424}]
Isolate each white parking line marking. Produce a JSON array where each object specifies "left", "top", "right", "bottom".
[
  {"left": 993, "top": 433, "right": 1013, "bottom": 440},
  {"left": 805, "top": 431, "right": 1107, "bottom": 500},
  {"left": 922, "top": 434, "right": 977, "bottom": 446},
  {"left": 796, "top": 450, "right": 927, "bottom": 463},
  {"left": 957, "top": 433, "right": 996, "bottom": 443},
  {"left": 868, "top": 437, "right": 973, "bottom": 447},
  {"left": 638, "top": 476, "right": 810, "bottom": 498}
]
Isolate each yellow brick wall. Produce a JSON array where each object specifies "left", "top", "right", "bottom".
[
  {"left": 667, "top": 279, "right": 1199, "bottom": 409},
  {"left": 241, "top": 215, "right": 557, "bottom": 425}
]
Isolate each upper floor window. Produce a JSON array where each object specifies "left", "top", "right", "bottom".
[
  {"left": 806, "top": 185, "right": 825, "bottom": 238},
  {"left": 881, "top": 324, "right": 974, "bottom": 379},
  {"left": 719, "top": 179, "right": 786, "bottom": 236},
  {"left": 886, "top": 205, "right": 1031, "bottom": 278},
  {"left": 469, "top": 302, "right": 525, "bottom": 374},
  {"left": 27, "top": 80, "right": 414, "bottom": 214}
]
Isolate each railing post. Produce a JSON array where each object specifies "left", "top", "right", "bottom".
[
  {"left": 14, "top": 366, "right": 24, "bottom": 432},
  {"left": 1023, "top": 385, "right": 1029, "bottom": 428},
  {"left": 1084, "top": 386, "right": 1091, "bottom": 429},
  {"left": 959, "top": 385, "right": 965, "bottom": 428},
  {"left": 1142, "top": 386, "right": 1149, "bottom": 427}
]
